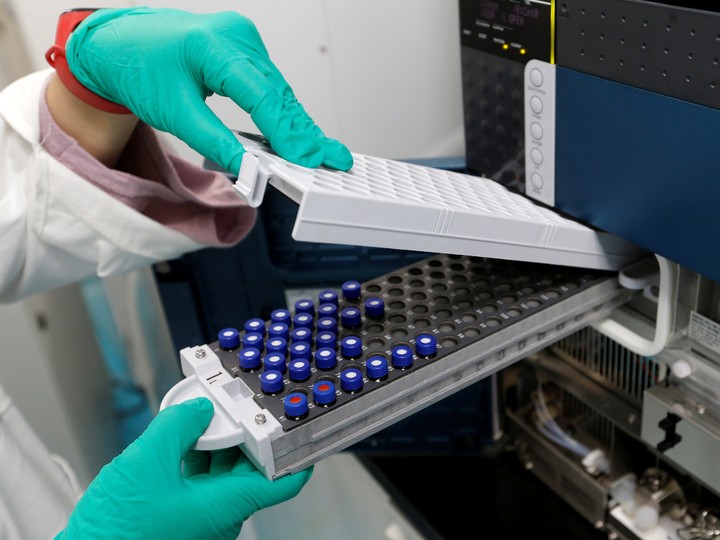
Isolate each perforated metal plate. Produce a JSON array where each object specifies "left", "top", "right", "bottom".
[{"left": 232, "top": 132, "right": 645, "bottom": 272}]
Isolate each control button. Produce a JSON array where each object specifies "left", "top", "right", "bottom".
[
  {"left": 244, "top": 318, "right": 266, "bottom": 336},
  {"left": 317, "top": 316, "right": 338, "bottom": 334},
  {"left": 293, "top": 313, "right": 314, "bottom": 329},
  {"left": 289, "top": 341, "right": 312, "bottom": 361},
  {"left": 284, "top": 391, "right": 308, "bottom": 419},
  {"left": 318, "top": 290, "right": 339, "bottom": 306},
  {"left": 315, "top": 347, "right": 338, "bottom": 370},
  {"left": 364, "top": 297, "right": 385, "bottom": 319},
  {"left": 391, "top": 345, "right": 413, "bottom": 369},
  {"left": 294, "top": 299, "right": 315, "bottom": 316},
  {"left": 242, "top": 332, "right": 264, "bottom": 352},
  {"left": 268, "top": 323, "right": 289, "bottom": 340},
  {"left": 530, "top": 67, "right": 543, "bottom": 87},
  {"left": 238, "top": 348, "right": 262, "bottom": 371},
  {"left": 530, "top": 122, "right": 543, "bottom": 140},
  {"left": 288, "top": 359, "right": 311, "bottom": 382},
  {"left": 291, "top": 327, "right": 313, "bottom": 345},
  {"left": 217, "top": 327, "right": 240, "bottom": 350},
  {"left": 415, "top": 333, "right": 437, "bottom": 358},
  {"left": 530, "top": 148, "right": 544, "bottom": 165},
  {"left": 341, "top": 280, "right": 362, "bottom": 301},
  {"left": 313, "top": 380, "right": 337, "bottom": 406},
  {"left": 340, "top": 367, "right": 364, "bottom": 393},
  {"left": 341, "top": 307, "right": 362, "bottom": 328},
  {"left": 366, "top": 355, "right": 389, "bottom": 380},
  {"left": 260, "top": 370, "right": 284, "bottom": 395},
  {"left": 530, "top": 95, "right": 543, "bottom": 114},
  {"left": 530, "top": 172, "right": 544, "bottom": 189},
  {"left": 263, "top": 352, "right": 286, "bottom": 373},
  {"left": 270, "top": 309, "right": 291, "bottom": 326},
  {"left": 341, "top": 335, "right": 363, "bottom": 359},
  {"left": 315, "top": 331, "right": 337, "bottom": 350}
]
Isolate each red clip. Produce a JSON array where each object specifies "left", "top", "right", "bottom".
[{"left": 45, "top": 9, "right": 131, "bottom": 115}]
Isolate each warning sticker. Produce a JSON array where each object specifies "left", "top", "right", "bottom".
[{"left": 689, "top": 311, "right": 720, "bottom": 356}]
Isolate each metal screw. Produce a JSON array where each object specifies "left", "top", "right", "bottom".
[
  {"left": 696, "top": 403, "right": 706, "bottom": 414},
  {"left": 195, "top": 348, "right": 206, "bottom": 358},
  {"left": 255, "top": 414, "right": 267, "bottom": 425},
  {"left": 628, "top": 414, "right": 637, "bottom": 425}
]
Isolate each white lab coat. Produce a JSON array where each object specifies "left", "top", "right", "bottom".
[{"left": 0, "top": 70, "right": 217, "bottom": 539}]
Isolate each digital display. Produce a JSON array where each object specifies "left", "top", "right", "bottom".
[{"left": 480, "top": 0, "right": 543, "bottom": 28}]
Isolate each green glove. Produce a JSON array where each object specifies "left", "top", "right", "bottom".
[
  {"left": 66, "top": 7, "right": 353, "bottom": 175},
  {"left": 57, "top": 397, "right": 312, "bottom": 540}
]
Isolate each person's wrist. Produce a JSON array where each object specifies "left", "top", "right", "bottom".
[{"left": 45, "top": 8, "right": 131, "bottom": 115}]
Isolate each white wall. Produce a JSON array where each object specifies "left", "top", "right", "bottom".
[{"left": 8, "top": 0, "right": 464, "bottom": 162}]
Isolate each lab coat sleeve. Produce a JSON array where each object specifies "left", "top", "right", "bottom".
[{"left": 0, "top": 70, "right": 243, "bottom": 302}]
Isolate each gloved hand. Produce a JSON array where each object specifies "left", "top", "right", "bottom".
[
  {"left": 65, "top": 7, "right": 353, "bottom": 175},
  {"left": 56, "top": 397, "right": 312, "bottom": 540}
]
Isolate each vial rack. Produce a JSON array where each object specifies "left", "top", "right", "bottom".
[{"left": 161, "top": 254, "right": 632, "bottom": 480}]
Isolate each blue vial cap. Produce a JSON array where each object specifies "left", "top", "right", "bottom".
[
  {"left": 315, "top": 331, "right": 337, "bottom": 350},
  {"left": 238, "top": 348, "right": 262, "bottom": 371},
  {"left": 391, "top": 345, "right": 414, "bottom": 368},
  {"left": 242, "top": 332, "right": 264, "bottom": 352},
  {"left": 263, "top": 352, "right": 286, "bottom": 373},
  {"left": 366, "top": 355, "right": 389, "bottom": 380},
  {"left": 341, "top": 281, "right": 362, "bottom": 301},
  {"left": 266, "top": 337, "right": 288, "bottom": 356},
  {"left": 289, "top": 341, "right": 312, "bottom": 361},
  {"left": 364, "top": 297, "right": 385, "bottom": 318},
  {"left": 260, "top": 370, "right": 284, "bottom": 394},
  {"left": 341, "top": 335, "right": 363, "bottom": 359},
  {"left": 341, "top": 307, "right": 362, "bottom": 329},
  {"left": 270, "top": 309, "right": 291, "bottom": 325},
  {"left": 415, "top": 333, "right": 437, "bottom": 357},
  {"left": 293, "top": 312, "right": 314, "bottom": 329},
  {"left": 217, "top": 327, "right": 240, "bottom": 350},
  {"left": 317, "top": 303, "right": 338, "bottom": 319},
  {"left": 291, "top": 327, "right": 313, "bottom": 345},
  {"left": 317, "top": 317, "right": 338, "bottom": 334},
  {"left": 315, "top": 347, "right": 337, "bottom": 370},
  {"left": 294, "top": 299, "right": 316, "bottom": 316},
  {"left": 318, "top": 289, "right": 339, "bottom": 306},
  {"left": 243, "top": 318, "right": 266, "bottom": 336},
  {"left": 288, "top": 359, "right": 312, "bottom": 382},
  {"left": 267, "top": 322, "right": 289, "bottom": 340},
  {"left": 313, "top": 380, "right": 337, "bottom": 406},
  {"left": 284, "top": 391, "right": 309, "bottom": 419},
  {"left": 341, "top": 367, "right": 364, "bottom": 393}
]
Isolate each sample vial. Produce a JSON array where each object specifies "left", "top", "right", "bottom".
[{"left": 217, "top": 327, "right": 240, "bottom": 350}]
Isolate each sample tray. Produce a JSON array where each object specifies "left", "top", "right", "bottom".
[
  {"left": 231, "top": 132, "right": 645, "bottom": 272},
  {"left": 161, "top": 254, "right": 632, "bottom": 479}
]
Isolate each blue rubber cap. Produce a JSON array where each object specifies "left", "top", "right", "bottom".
[
  {"left": 366, "top": 355, "right": 388, "bottom": 380},
  {"left": 260, "top": 370, "right": 284, "bottom": 394},
  {"left": 313, "top": 380, "right": 337, "bottom": 406},
  {"left": 317, "top": 317, "right": 338, "bottom": 334},
  {"left": 217, "top": 327, "right": 240, "bottom": 350},
  {"left": 391, "top": 345, "right": 414, "bottom": 368},
  {"left": 291, "top": 327, "right": 313, "bottom": 345},
  {"left": 238, "top": 348, "right": 262, "bottom": 371},
  {"left": 315, "top": 347, "right": 337, "bottom": 370},
  {"left": 266, "top": 337, "right": 288, "bottom": 356},
  {"left": 364, "top": 297, "right": 385, "bottom": 318},
  {"left": 293, "top": 312, "right": 314, "bottom": 329},
  {"left": 268, "top": 322, "right": 289, "bottom": 340},
  {"left": 284, "top": 391, "right": 309, "bottom": 419},
  {"left": 289, "top": 341, "right": 312, "bottom": 361},
  {"left": 341, "top": 335, "right": 363, "bottom": 359},
  {"left": 341, "top": 367, "right": 364, "bottom": 393},
  {"left": 270, "top": 309, "right": 291, "bottom": 325},
  {"left": 263, "top": 352, "right": 286, "bottom": 373},
  {"left": 242, "top": 332, "right": 264, "bottom": 352},
  {"left": 318, "top": 303, "right": 338, "bottom": 319},
  {"left": 294, "top": 299, "right": 315, "bottom": 316},
  {"left": 341, "top": 280, "right": 362, "bottom": 301},
  {"left": 318, "top": 289, "right": 339, "bottom": 306},
  {"left": 288, "top": 359, "right": 311, "bottom": 382},
  {"left": 415, "top": 333, "right": 437, "bottom": 357},
  {"left": 341, "top": 307, "right": 362, "bottom": 329},
  {"left": 244, "top": 318, "right": 266, "bottom": 336},
  {"left": 315, "top": 331, "right": 337, "bottom": 350}
]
